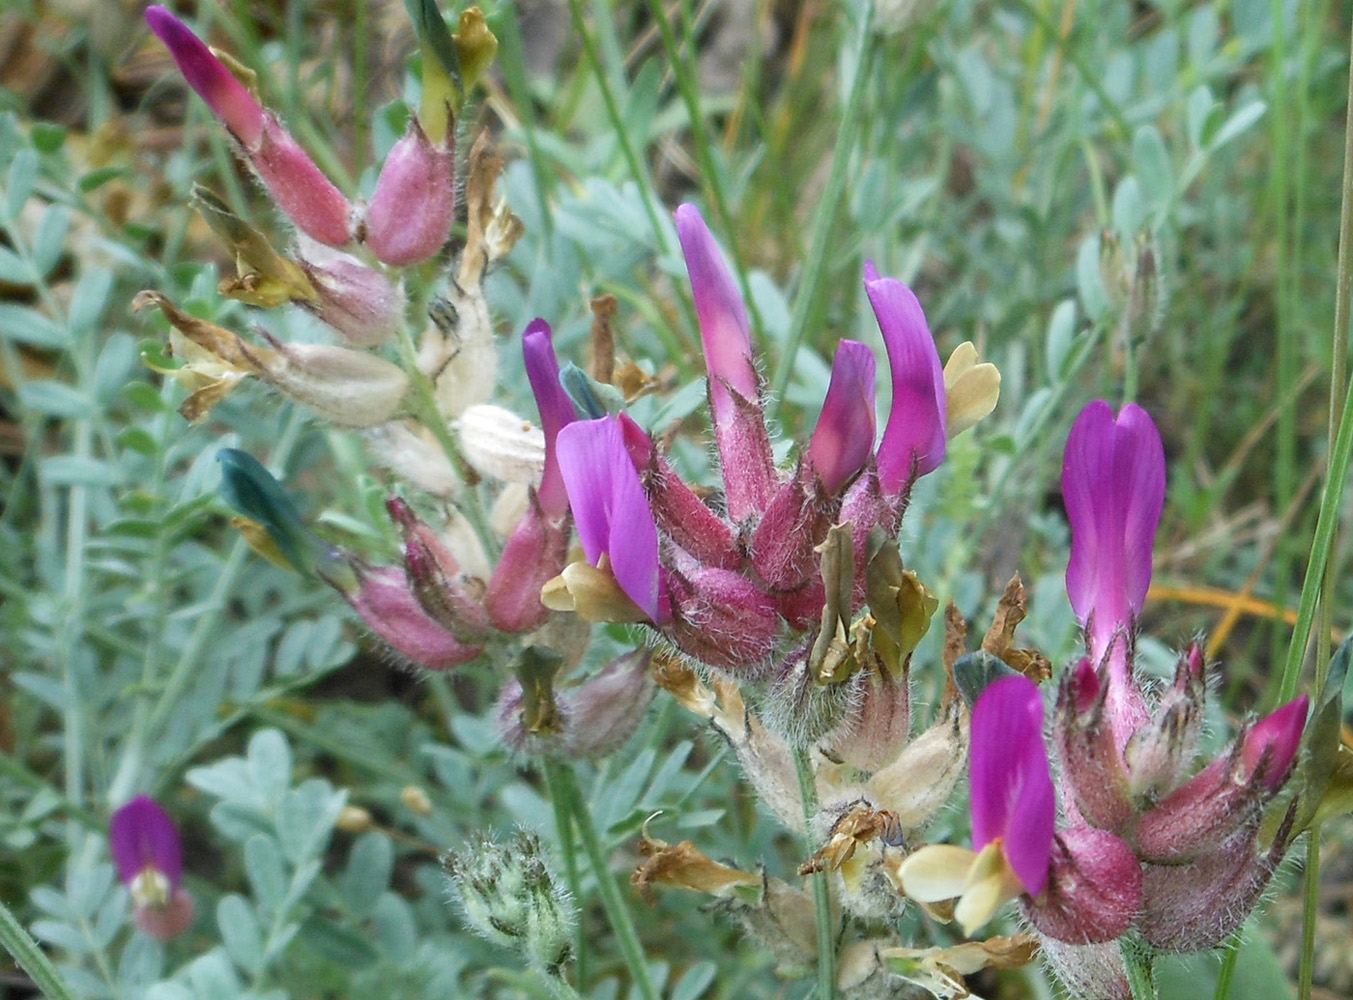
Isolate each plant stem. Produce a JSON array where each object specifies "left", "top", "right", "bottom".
[
  {"left": 0, "top": 898, "right": 78, "bottom": 1000},
  {"left": 1119, "top": 935, "right": 1158, "bottom": 1000},
  {"left": 543, "top": 760, "right": 659, "bottom": 1000},
  {"left": 793, "top": 746, "right": 835, "bottom": 1000},
  {"left": 769, "top": 2, "right": 876, "bottom": 417},
  {"left": 545, "top": 761, "right": 588, "bottom": 990}
]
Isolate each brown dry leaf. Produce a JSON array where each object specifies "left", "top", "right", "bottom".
[
  {"left": 632, "top": 834, "right": 760, "bottom": 905},
  {"left": 459, "top": 130, "right": 522, "bottom": 288},
  {"left": 589, "top": 293, "right": 618, "bottom": 384},
  {"left": 981, "top": 574, "right": 1051, "bottom": 682},
  {"left": 798, "top": 801, "right": 900, "bottom": 876},
  {"left": 940, "top": 601, "right": 968, "bottom": 709}
]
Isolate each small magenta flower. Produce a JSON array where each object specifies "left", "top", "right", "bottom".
[
  {"left": 900, "top": 675, "right": 1055, "bottom": 933},
  {"left": 675, "top": 204, "right": 776, "bottom": 520},
  {"left": 1062, "top": 399, "right": 1165, "bottom": 744},
  {"left": 146, "top": 6, "right": 353, "bottom": 247},
  {"left": 804, "top": 339, "right": 877, "bottom": 495},
  {"left": 550, "top": 416, "right": 665, "bottom": 622},
  {"left": 110, "top": 796, "right": 195, "bottom": 941},
  {"left": 144, "top": 6, "right": 263, "bottom": 144},
  {"left": 866, "top": 262, "right": 947, "bottom": 497},
  {"left": 363, "top": 122, "right": 455, "bottom": 266},
  {"left": 901, "top": 676, "right": 1141, "bottom": 942}
]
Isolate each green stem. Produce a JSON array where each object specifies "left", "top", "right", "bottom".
[
  {"left": 0, "top": 897, "right": 78, "bottom": 1000},
  {"left": 1119, "top": 935, "right": 1158, "bottom": 1000},
  {"left": 1213, "top": 933, "right": 1240, "bottom": 1000},
  {"left": 547, "top": 774, "right": 588, "bottom": 990},
  {"left": 564, "top": 0, "right": 673, "bottom": 260},
  {"left": 768, "top": 3, "right": 876, "bottom": 416},
  {"left": 1275, "top": 6, "right": 1353, "bottom": 706},
  {"left": 793, "top": 746, "right": 835, "bottom": 1000},
  {"left": 543, "top": 761, "right": 659, "bottom": 1000}
]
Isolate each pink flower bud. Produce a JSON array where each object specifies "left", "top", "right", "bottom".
[
  {"left": 805, "top": 339, "right": 877, "bottom": 496},
  {"left": 482, "top": 495, "right": 571, "bottom": 633},
  {"left": 363, "top": 121, "right": 456, "bottom": 266},
  {"left": 300, "top": 250, "right": 402, "bottom": 347},
  {"left": 1025, "top": 827, "right": 1143, "bottom": 944},
  {"left": 145, "top": 6, "right": 263, "bottom": 145},
  {"left": 146, "top": 7, "right": 352, "bottom": 247},
  {"left": 619, "top": 414, "right": 741, "bottom": 570},
  {"left": 387, "top": 498, "right": 489, "bottom": 644},
  {"left": 251, "top": 117, "right": 354, "bottom": 247},
  {"left": 347, "top": 565, "right": 482, "bottom": 669},
  {"left": 1053, "top": 658, "right": 1134, "bottom": 832},
  {"left": 664, "top": 560, "right": 780, "bottom": 675},
  {"left": 1133, "top": 696, "right": 1309, "bottom": 863},
  {"left": 749, "top": 469, "right": 834, "bottom": 595}
]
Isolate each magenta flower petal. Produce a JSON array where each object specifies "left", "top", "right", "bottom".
[
  {"left": 110, "top": 795, "right": 183, "bottom": 889},
  {"left": 866, "top": 262, "right": 946, "bottom": 495},
  {"left": 145, "top": 6, "right": 264, "bottom": 146},
  {"left": 1062, "top": 400, "right": 1165, "bottom": 650},
  {"left": 805, "top": 339, "right": 877, "bottom": 495},
  {"left": 675, "top": 204, "right": 758, "bottom": 426},
  {"left": 522, "top": 319, "right": 578, "bottom": 519},
  {"left": 970, "top": 675, "right": 1055, "bottom": 897},
  {"left": 557, "top": 417, "right": 661, "bottom": 619},
  {"left": 1242, "top": 695, "right": 1309, "bottom": 789}
]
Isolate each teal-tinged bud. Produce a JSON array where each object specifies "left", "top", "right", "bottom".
[
  {"left": 217, "top": 448, "right": 335, "bottom": 575},
  {"left": 445, "top": 831, "right": 577, "bottom": 973}
]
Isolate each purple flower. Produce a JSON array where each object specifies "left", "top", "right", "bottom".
[
  {"left": 675, "top": 204, "right": 776, "bottom": 520},
  {"left": 110, "top": 795, "right": 195, "bottom": 941},
  {"left": 557, "top": 417, "right": 663, "bottom": 621},
  {"left": 1062, "top": 400, "right": 1165, "bottom": 659},
  {"left": 804, "top": 339, "right": 877, "bottom": 495},
  {"left": 865, "top": 263, "right": 947, "bottom": 496},
  {"left": 146, "top": 6, "right": 352, "bottom": 247},
  {"left": 145, "top": 6, "right": 263, "bottom": 145},
  {"left": 675, "top": 204, "right": 758, "bottom": 423},
  {"left": 522, "top": 319, "right": 578, "bottom": 519},
  {"left": 898, "top": 675, "right": 1055, "bottom": 933},
  {"left": 970, "top": 674, "right": 1057, "bottom": 896}
]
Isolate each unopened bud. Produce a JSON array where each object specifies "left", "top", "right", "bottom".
[
  {"left": 400, "top": 785, "right": 433, "bottom": 816},
  {"left": 1024, "top": 827, "right": 1142, "bottom": 944},
  {"left": 483, "top": 498, "right": 570, "bottom": 633},
  {"left": 664, "top": 562, "right": 780, "bottom": 675},
  {"left": 363, "top": 122, "right": 455, "bottom": 266},
  {"left": 336, "top": 805, "right": 373, "bottom": 832},
  {"left": 445, "top": 831, "right": 576, "bottom": 973},
  {"left": 299, "top": 249, "right": 402, "bottom": 347},
  {"left": 346, "top": 565, "right": 483, "bottom": 670}
]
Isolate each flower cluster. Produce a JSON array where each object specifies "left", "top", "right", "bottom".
[{"left": 897, "top": 401, "right": 1311, "bottom": 1000}]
